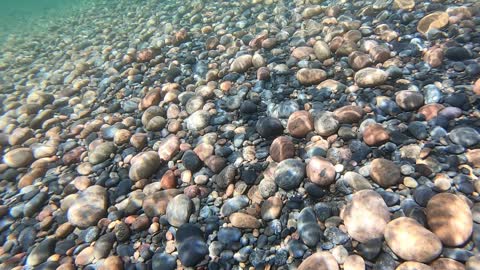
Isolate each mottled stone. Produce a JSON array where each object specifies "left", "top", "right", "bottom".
[
  {"left": 341, "top": 190, "right": 390, "bottom": 243},
  {"left": 426, "top": 193, "right": 473, "bottom": 246},
  {"left": 385, "top": 217, "right": 442, "bottom": 263}
]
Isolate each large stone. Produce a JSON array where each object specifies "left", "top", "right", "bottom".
[
  {"left": 129, "top": 151, "right": 161, "bottom": 181},
  {"left": 417, "top": 12, "right": 449, "bottom": 36},
  {"left": 426, "top": 193, "right": 473, "bottom": 246},
  {"left": 354, "top": 68, "right": 388, "bottom": 87},
  {"left": 166, "top": 194, "right": 194, "bottom": 227},
  {"left": 3, "top": 147, "right": 34, "bottom": 168},
  {"left": 296, "top": 68, "right": 327, "bottom": 85},
  {"left": 341, "top": 190, "right": 390, "bottom": 243},
  {"left": 306, "top": 157, "right": 336, "bottom": 186},
  {"left": 449, "top": 127, "right": 480, "bottom": 147},
  {"left": 270, "top": 136, "right": 295, "bottom": 162},
  {"left": 274, "top": 159, "right": 305, "bottom": 190},
  {"left": 298, "top": 251, "right": 339, "bottom": 270},
  {"left": 385, "top": 217, "right": 442, "bottom": 263},
  {"left": 26, "top": 238, "right": 56, "bottom": 267},
  {"left": 370, "top": 158, "right": 401, "bottom": 188},
  {"left": 230, "top": 54, "right": 253, "bottom": 73},
  {"left": 287, "top": 110, "right": 314, "bottom": 138},
  {"left": 67, "top": 185, "right": 108, "bottom": 228}
]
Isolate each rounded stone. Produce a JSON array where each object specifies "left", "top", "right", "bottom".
[
  {"left": 157, "top": 135, "right": 180, "bottom": 161},
  {"left": 354, "top": 68, "right": 388, "bottom": 87},
  {"left": 186, "top": 111, "right": 210, "bottom": 131},
  {"left": 306, "top": 157, "right": 336, "bottom": 186},
  {"left": 385, "top": 217, "right": 442, "bottom": 263},
  {"left": 396, "top": 90, "right": 424, "bottom": 111},
  {"left": 3, "top": 148, "right": 34, "bottom": 168},
  {"left": 426, "top": 193, "right": 473, "bottom": 246},
  {"left": 370, "top": 158, "right": 401, "bottom": 188},
  {"left": 314, "top": 111, "right": 339, "bottom": 137},
  {"left": 67, "top": 185, "right": 107, "bottom": 228},
  {"left": 296, "top": 68, "right": 327, "bottom": 85},
  {"left": 333, "top": 105, "right": 364, "bottom": 124},
  {"left": 363, "top": 124, "right": 390, "bottom": 146},
  {"left": 230, "top": 54, "right": 253, "bottom": 73},
  {"left": 270, "top": 136, "right": 295, "bottom": 162},
  {"left": 341, "top": 190, "right": 390, "bottom": 243},
  {"left": 396, "top": 262, "right": 432, "bottom": 270},
  {"left": 449, "top": 127, "right": 480, "bottom": 147},
  {"left": 256, "top": 117, "right": 284, "bottom": 138},
  {"left": 430, "top": 258, "right": 465, "bottom": 270},
  {"left": 274, "top": 159, "right": 305, "bottom": 190},
  {"left": 129, "top": 151, "right": 161, "bottom": 181},
  {"left": 313, "top": 41, "right": 331, "bottom": 61},
  {"left": 261, "top": 196, "right": 283, "bottom": 221},
  {"left": 298, "top": 251, "right": 339, "bottom": 270},
  {"left": 417, "top": 12, "right": 449, "bottom": 36},
  {"left": 287, "top": 111, "right": 314, "bottom": 138},
  {"left": 89, "top": 142, "right": 116, "bottom": 165},
  {"left": 166, "top": 194, "right": 194, "bottom": 227},
  {"left": 344, "top": 255, "right": 365, "bottom": 270},
  {"left": 229, "top": 212, "right": 260, "bottom": 229}
]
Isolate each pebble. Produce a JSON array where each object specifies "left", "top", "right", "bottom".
[
  {"left": 296, "top": 68, "right": 327, "bottom": 85},
  {"left": 370, "top": 158, "right": 401, "bottom": 188},
  {"left": 67, "top": 185, "right": 107, "bottom": 228},
  {"left": 354, "top": 68, "right": 388, "bottom": 87},
  {"left": 3, "top": 147, "right": 34, "bottom": 168},
  {"left": 306, "top": 156, "right": 336, "bottom": 186},
  {"left": 274, "top": 159, "right": 305, "bottom": 190},
  {"left": 166, "top": 194, "right": 193, "bottom": 227},
  {"left": 270, "top": 136, "right": 295, "bottom": 162},
  {"left": 341, "top": 190, "right": 390, "bottom": 243},
  {"left": 129, "top": 151, "right": 161, "bottom": 181},
  {"left": 176, "top": 224, "right": 208, "bottom": 267},
  {"left": 297, "top": 252, "right": 339, "bottom": 270},
  {"left": 229, "top": 213, "right": 260, "bottom": 229},
  {"left": 426, "top": 193, "right": 473, "bottom": 246},
  {"left": 385, "top": 217, "right": 442, "bottom": 263}
]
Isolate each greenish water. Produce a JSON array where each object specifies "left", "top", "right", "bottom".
[{"left": 0, "top": 0, "right": 93, "bottom": 42}]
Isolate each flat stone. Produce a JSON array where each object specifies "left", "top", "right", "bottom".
[
  {"left": 363, "top": 124, "right": 390, "bottom": 146},
  {"left": 333, "top": 105, "right": 364, "bottom": 124}
]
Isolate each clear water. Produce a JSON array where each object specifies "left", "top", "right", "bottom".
[{"left": 0, "top": 0, "right": 92, "bottom": 43}]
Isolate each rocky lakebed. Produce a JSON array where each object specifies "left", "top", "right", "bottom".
[{"left": 0, "top": 0, "right": 480, "bottom": 269}]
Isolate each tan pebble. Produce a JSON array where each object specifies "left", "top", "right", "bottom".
[{"left": 344, "top": 255, "right": 365, "bottom": 270}]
